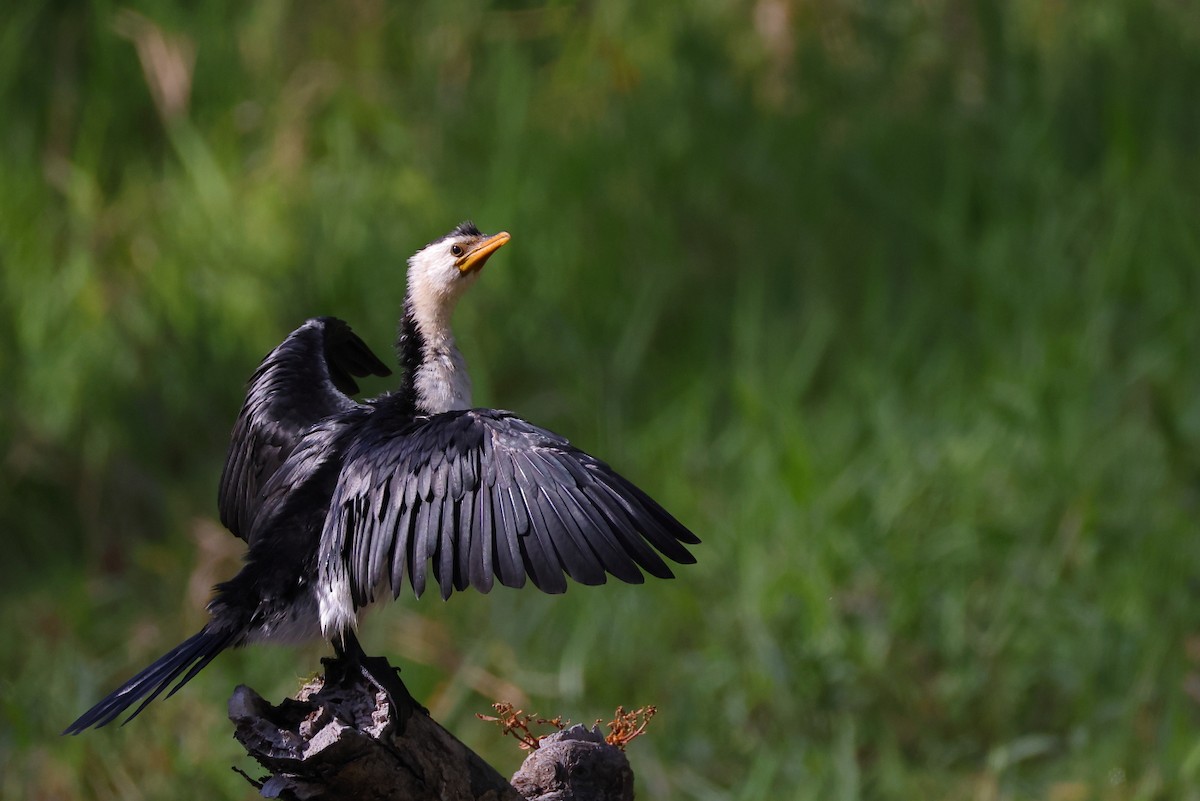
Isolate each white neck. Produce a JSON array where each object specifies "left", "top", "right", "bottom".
[
  {"left": 413, "top": 324, "right": 472, "bottom": 413},
  {"left": 406, "top": 274, "right": 473, "bottom": 413}
]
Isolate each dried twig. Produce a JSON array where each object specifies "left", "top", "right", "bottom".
[
  {"left": 604, "top": 705, "right": 657, "bottom": 750},
  {"left": 476, "top": 701, "right": 568, "bottom": 750}
]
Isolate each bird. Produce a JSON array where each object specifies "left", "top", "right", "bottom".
[{"left": 65, "top": 222, "right": 699, "bottom": 734}]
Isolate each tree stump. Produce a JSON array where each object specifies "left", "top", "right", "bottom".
[{"left": 229, "top": 656, "right": 636, "bottom": 801}]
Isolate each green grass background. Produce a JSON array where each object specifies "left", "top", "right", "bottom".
[{"left": 3, "top": 1, "right": 1200, "bottom": 798}]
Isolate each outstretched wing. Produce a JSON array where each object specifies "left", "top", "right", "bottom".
[
  {"left": 219, "top": 317, "right": 391, "bottom": 541},
  {"left": 321, "top": 407, "right": 699, "bottom": 606}
]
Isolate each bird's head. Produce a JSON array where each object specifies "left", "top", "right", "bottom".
[{"left": 406, "top": 222, "right": 511, "bottom": 313}]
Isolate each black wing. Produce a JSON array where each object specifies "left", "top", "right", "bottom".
[
  {"left": 320, "top": 407, "right": 700, "bottom": 605},
  {"left": 219, "top": 317, "right": 391, "bottom": 541}
]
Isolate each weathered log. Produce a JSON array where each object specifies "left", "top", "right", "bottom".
[
  {"left": 229, "top": 657, "right": 636, "bottom": 801},
  {"left": 229, "top": 661, "right": 521, "bottom": 801}
]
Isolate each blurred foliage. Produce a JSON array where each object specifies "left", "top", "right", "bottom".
[{"left": 3, "top": 0, "right": 1200, "bottom": 799}]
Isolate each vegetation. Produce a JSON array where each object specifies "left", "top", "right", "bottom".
[{"left": 3, "top": 1, "right": 1199, "bottom": 798}]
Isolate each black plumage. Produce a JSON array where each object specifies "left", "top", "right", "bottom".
[
  {"left": 65, "top": 224, "right": 698, "bottom": 733},
  {"left": 219, "top": 316, "right": 391, "bottom": 541},
  {"left": 321, "top": 403, "right": 696, "bottom": 605}
]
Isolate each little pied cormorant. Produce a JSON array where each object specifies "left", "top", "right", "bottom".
[{"left": 65, "top": 222, "right": 698, "bottom": 733}]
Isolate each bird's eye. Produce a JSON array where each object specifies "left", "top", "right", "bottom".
[{"left": 450, "top": 244, "right": 464, "bottom": 257}]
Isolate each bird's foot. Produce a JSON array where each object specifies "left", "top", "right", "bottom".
[
  {"left": 358, "top": 653, "right": 428, "bottom": 724},
  {"left": 326, "top": 632, "right": 427, "bottom": 732}
]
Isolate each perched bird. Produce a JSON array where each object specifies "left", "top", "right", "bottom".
[{"left": 65, "top": 222, "right": 699, "bottom": 733}]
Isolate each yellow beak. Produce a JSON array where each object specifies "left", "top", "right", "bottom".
[{"left": 456, "top": 231, "right": 511, "bottom": 274}]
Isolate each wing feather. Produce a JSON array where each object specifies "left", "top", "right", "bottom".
[
  {"left": 436, "top": 494, "right": 458, "bottom": 600},
  {"left": 458, "top": 490, "right": 478, "bottom": 591},
  {"left": 515, "top": 451, "right": 604, "bottom": 585},
  {"left": 585, "top": 479, "right": 676, "bottom": 578},
  {"left": 411, "top": 499, "right": 434, "bottom": 598},
  {"left": 512, "top": 471, "right": 569, "bottom": 593},
  {"left": 373, "top": 479, "right": 399, "bottom": 588},
  {"left": 389, "top": 501, "right": 414, "bottom": 599},
  {"left": 220, "top": 317, "right": 390, "bottom": 542},
  {"left": 560, "top": 484, "right": 644, "bottom": 583},
  {"left": 416, "top": 456, "right": 434, "bottom": 501},
  {"left": 612, "top": 476, "right": 700, "bottom": 564},
  {"left": 351, "top": 494, "right": 373, "bottom": 606},
  {"left": 318, "top": 406, "right": 697, "bottom": 611},
  {"left": 490, "top": 485, "right": 524, "bottom": 588}
]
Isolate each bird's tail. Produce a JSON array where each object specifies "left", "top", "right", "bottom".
[{"left": 63, "top": 625, "right": 238, "bottom": 734}]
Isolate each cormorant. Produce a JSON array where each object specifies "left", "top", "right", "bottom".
[{"left": 65, "top": 223, "right": 698, "bottom": 733}]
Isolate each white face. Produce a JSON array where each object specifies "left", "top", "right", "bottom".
[{"left": 406, "top": 227, "right": 511, "bottom": 318}]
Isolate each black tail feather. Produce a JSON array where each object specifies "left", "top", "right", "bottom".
[{"left": 63, "top": 626, "right": 236, "bottom": 734}]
